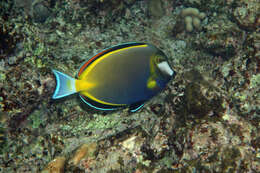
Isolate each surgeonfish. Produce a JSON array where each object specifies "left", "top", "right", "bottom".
[{"left": 52, "top": 42, "right": 175, "bottom": 112}]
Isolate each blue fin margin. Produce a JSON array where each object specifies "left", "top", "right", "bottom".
[
  {"left": 79, "top": 95, "right": 119, "bottom": 111},
  {"left": 129, "top": 103, "right": 145, "bottom": 112},
  {"left": 52, "top": 69, "right": 77, "bottom": 99}
]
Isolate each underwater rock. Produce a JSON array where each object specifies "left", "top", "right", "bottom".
[
  {"left": 172, "top": 7, "right": 206, "bottom": 35},
  {"left": 183, "top": 70, "right": 224, "bottom": 118},
  {"left": 244, "top": 32, "right": 260, "bottom": 62},
  {"left": 61, "top": 0, "right": 137, "bottom": 25},
  {"left": 197, "top": 15, "right": 241, "bottom": 59},
  {"left": 42, "top": 156, "right": 66, "bottom": 173},
  {"left": 14, "top": 0, "right": 33, "bottom": 15},
  {"left": 184, "top": 83, "right": 223, "bottom": 118},
  {"left": 183, "top": 117, "right": 257, "bottom": 172},
  {"left": 7, "top": 56, "right": 18, "bottom": 65},
  {"left": 182, "top": 0, "right": 231, "bottom": 13},
  {"left": 0, "top": 19, "right": 23, "bottom": 57},
  {"left": 69, "top": 142, "right": 97, "bottom": 166},
  {"left": 14, "top": 0, "right": 52, "bottom": 23},
  {"left": 0, "top": 126, "right": 6, "bottom": 153},
  {"left": 148, "top": 0, "right": 165, "bottom": 18},
  {"left": 33, "top": 2, "right": 51, "bottom": 23},
  {"left": 233, "top": 0, "right": 260, "bottom": 31}
]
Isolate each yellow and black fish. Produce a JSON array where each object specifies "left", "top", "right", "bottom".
[{"left": 52, "top": 42, "right": 175, "bottom": 112}]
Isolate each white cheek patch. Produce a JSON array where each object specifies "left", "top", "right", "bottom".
[{"left": 157, "top": 61, "right": 174, "bottom": 76}]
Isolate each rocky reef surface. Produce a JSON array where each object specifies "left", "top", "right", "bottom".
[{"left": 0, "top": 0, "right": 259, "bottom": 172}]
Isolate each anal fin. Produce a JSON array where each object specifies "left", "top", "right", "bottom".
[{"left": 79, "top": 94, "right": 121, "bottom": 111}]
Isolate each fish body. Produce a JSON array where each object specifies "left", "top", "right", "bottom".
[{"left": 52, "top": 42, "right": 175, "bottom": 112}]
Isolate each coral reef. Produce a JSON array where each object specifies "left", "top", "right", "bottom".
[
  {"left": 181, "top": 7, "right": 206, "bottom": 32},
  {"left": 0, "top": 0, "right": 259, "bottom": 172},
  {"left": 172, "top": 7, "right": 206, "bottom": 35},
  {"left": 195, "top": 14, "right": 241, "bottom": 59},
  {"left": 182, "top": 69, "right": 224, "bottom": 119}
]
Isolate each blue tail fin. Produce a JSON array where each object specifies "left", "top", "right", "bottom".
[{"left": 52, "top": 70, "right": 77, "bottom": 99}]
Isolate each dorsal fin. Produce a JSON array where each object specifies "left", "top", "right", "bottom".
[{"left": 77, "top": 42, "right": 146, "bottom": 78}]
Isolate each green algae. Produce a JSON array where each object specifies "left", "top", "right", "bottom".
[
  {"left": 34, "top": 42, "right": 45, "bottom": 56},
  {"left": 160, "top": 156, "right": 175, "bottom": 168},
  {"left": 249, "top": 74, "right": 260, "bottom": 89},
  {"left": 28, "top": 109, "right": 47, "bottom": 129},
  {"left": 234, "top": 91, "right": 247, "bottom": 102},
  {"left": 0, "top": 73, "right": 6, "bottom": 82},
  {"left": 59, "top": 113, "right": 124, "bottom": 135},
  {"left": 85, "top": 114, "right": 121, "bottom": 130}
]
